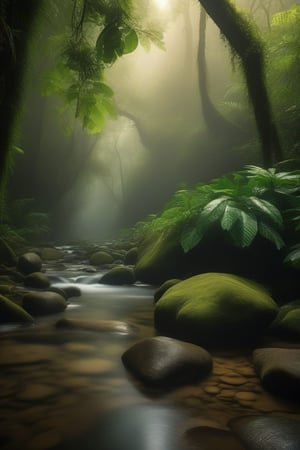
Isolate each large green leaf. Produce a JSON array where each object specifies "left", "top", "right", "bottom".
[
  {"left": 258, "top": 222, "right": 285, "bottom": 250},
  {"left": 230, "top": 210, "right": 258, "bottom": 248},
  {"left": 200, "top": 196, "right": 228, "bottom": 224},
  {"left": 180, "top": 222, "right": 204, "bottom": 254},
  {"left": 123, "top": 28, "right": 138, "bottom": 54},
  {"left": 247, "top": 196, "right": 283, "bottom": 227},
  {"left": 221, "top": 204, "right": 241, "bottom": 231}
]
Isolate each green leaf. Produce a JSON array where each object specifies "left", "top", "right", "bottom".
[
  {"left": 200, "top": 196, "right": 229, "bottom": 223},
  {"left": 221, "top": 204, "right": 241, "bottom": 231},
  {"left": 258, "top": 222, "right": 285, "bottom": 250},
  {"left": 180, "top": 222, "right": 204, "bottom": 253},
  {"left": 230, "top": 210, "right": 258, "bottom": 248},
  {"left": 247, "top": 196, "right": 283, "bottom": 227},
  {"left": 123, "top": 28, "right": 138, "bottom": 54}
]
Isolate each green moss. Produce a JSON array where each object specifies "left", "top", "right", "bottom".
[
  {"left": 154, "top": 272, "right": 278, "bottom": 346},
  {"left": 0, "top": 294, "right": 34, "bottom": 323},
  {"left": 90, "top": 251, "right": 113, "bottom": 266}
]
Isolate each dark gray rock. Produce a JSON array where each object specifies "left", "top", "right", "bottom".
[
  {"left": 181, "top": 426, "right": 246, "bottom": 450},
  {"left": 60, "top": 285, "right": 81, "bottom": 298},
  {"left": 100, "top": 266, "right": 135, "bottom": 285},
  {"left": 17, "top": 252, "right": 42, "bottom": 275},
  {"left": 253, "top": 347, "right": 300, "bottom": 399},
  {"left": 24, "top": 272, "right": 50, "bottom": 289},
  {"left": 229, "top": 415, "right": 300, "bottom": 450},
  {"left": 22, "top": 291, "right": 67, "bottom": 316},
  {"left": 122, "top": 336, "right": 213, "bottom": 388}
]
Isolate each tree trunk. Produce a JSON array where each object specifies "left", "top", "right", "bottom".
[
  {"left": 0, "top": 0, "right": 41, "bottom": 180},
  {"left": 198, "top": 7, "right": 241, "bottom": 138},
  {"left": 198, "top": 0, "right": 283, "bottom": 167}
]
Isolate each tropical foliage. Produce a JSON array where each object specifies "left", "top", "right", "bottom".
[
  {"left": 136, "top": 164, "right": 300, "bottom": 258},
  {"left": 41, "top": 0, "right": 164, "bottom": 134}
]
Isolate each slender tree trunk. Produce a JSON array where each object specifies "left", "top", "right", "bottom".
[
  {"left": 198, "top": 7, "right": 240, "bottom": 137},
  {"left": 198, "top": 0, "right": 283, "bottom": 167}
]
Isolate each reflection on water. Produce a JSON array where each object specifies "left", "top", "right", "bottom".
[{"left": 0, "top": 276, "right": 299, "bottom": 449}]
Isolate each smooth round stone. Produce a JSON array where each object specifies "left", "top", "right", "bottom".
[
  {"left": 18, "top": 384, "right": 60, "bottom": 401},
  {"left": 181, "top": 426, "right": 246, "bottom": 450},
  {"left": 17, "top": 252, "right": 42, "bottom": 275},
  {"left": 217, "top": 389, "right": 236, "bottom": 400},
  {"left": 60, "top": 358, "right": 115, "bottom": 375},
  {"left": 235, "top": 392, "right": 257, "bottom": 402},
  {"left": 219, "top": 374, "right": 247, "bottom": 386},
  {"left": 229, "top": 415, "right": 300, "bottom": 450},
  {"left": 204, "top": 386, "right": 221, "bottom": 395},
  {"left": 0, "top": 343, "right": 57, "bottom": 366}
]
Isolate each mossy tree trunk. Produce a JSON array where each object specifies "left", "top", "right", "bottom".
[
  {"left": 0, "top": 0, "right": 42, "bottom": 180},
  {"left": 198, "top": 7, "right": 241, "bottom": 138},
  {"left": 198, "top": 0, "right": 283, "bottom": 167}
]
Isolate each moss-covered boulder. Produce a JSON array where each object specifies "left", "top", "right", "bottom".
[
  {"left": 124, "top": 247, "right": 138, "bottom": 265},
  {"left": 17, "top": 252, "right": 42, "bottom": 275},
  {"left": 22, "top": 291, "right": 67, "bottom": 316},
  {"left": 100, "top": 266, "right": 135, "bottom": 285},
  {"left": 24, "top": 272, "right": 50, "bottom": 289},
  {"left": 154, "top": 279, "right": 182, "bottom": 303},
  {"left": 154, "top": 273, "right": 278, "bottom": 347},
  {"left": 269, "top": 300, "right": 300, "bottom": 340},
  {"left": 32, "top": 247, "right": 64, "bottom": 260},
  {"left": 90, "top": 251, "right": 113, "bottom": 266},
  {"left": 0, "top": 294, "right": 34, "bottom": 323}
]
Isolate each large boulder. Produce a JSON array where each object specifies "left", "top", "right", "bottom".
[
  {"left": 17, "top": 252, "right": 42, "bottom": 275},
  {"left": 154, "top": 279, "right": 181, "bottom": 303},
  {"left": 124, "top": 247, "right": 138, "bottom": 265},
  {"left": 22, "top": 291, "right": 67, "bottom": 316},
  {"left": 0, "top": 294, "right": 34, "bottom": 324},
  {"left": 154, "top": 273, "right": 278, "bottom": 347},
  {"left": 253, "top": 347, "right": 300, "bottom": 399},
  {"left": 122, "top": 336, "right": 212, "bottom": 388},
  {"left": 90, "top": 251, "right": 113, "bottom": 266},
  {"left": 100, "top": 266, "right": 135, "bottom": 285},
  {"left": 229, "top": 415, "right": 300, "bottom": 450}
]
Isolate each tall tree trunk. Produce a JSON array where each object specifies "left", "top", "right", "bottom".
[
  {"left": 198, "top": 0, "right": 282, "bottom": 167},
  {"left": 0, "top": 0, "right": 41, "bottom": 180},
  {"left": 198, "top": 7, "right": 240, "bottom": 137}
]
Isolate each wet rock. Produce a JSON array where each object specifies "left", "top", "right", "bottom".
[
  {"left": 100, "top": 266, "right": 135, "bottom": 285},
  {"left": 124, "top": 247, "right": 138, "bottom": 265},
  {"left": 154, "top": 278, "right": 182, "bottom": 303},
  {"left": 56, "top": 318, "right": 134, "bottom": 335},
  {"left": 24, "top": 272, "right": 50, "bottom": 289},
  {"left": 90, "top": 251, "right": 113, "bottom": 266},
  {"left": 253, "top": 347, "right": 300, "bottom": 399},
  {"left": 181, "top": 426, "right": 246, "bottom": 450},
  {"left": 154, "top": 273, "right": 278, "bottom": 347},
  {"left": 17, "top": 252, "right": 42, "bottom": 275},
  {"left": 23, "top": 291, "right": 67, "bottom": 316},
  {"left": 0, "top": 294, "right": 34, "bottom": 323},
  {"left": 34, "top": 247, "right": 64, "bottom": 261},
  {"left": 229, "top": 415, "right": 300, "bottom": 450},
  {"left": 122, "top": 336, "right": 213, "bottom": 388},
  {"left": 60, "top": 285, "right": 81, "bottom": 298}
]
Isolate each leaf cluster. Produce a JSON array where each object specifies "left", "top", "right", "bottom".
[{"left": 141, "top": 164, "right": 300, "bottom": 256}]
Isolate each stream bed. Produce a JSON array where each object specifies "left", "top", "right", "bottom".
[{"left": 0, "top": 259, "right": 300, "bottom": 449}]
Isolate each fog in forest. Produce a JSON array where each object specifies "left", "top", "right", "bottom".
[{"left": 10, "top": 0, "right": 296, "bottom": 241}]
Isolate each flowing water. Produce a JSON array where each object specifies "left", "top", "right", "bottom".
[{"left": 0, "top": 262, "right": 300, "bottom": 450}]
